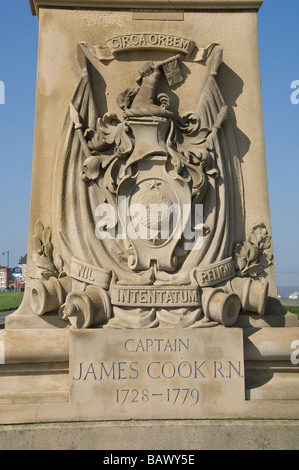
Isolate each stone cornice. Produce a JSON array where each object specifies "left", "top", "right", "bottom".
[{"left": 29, "top": 0, "right": 264, "bottom": 16}]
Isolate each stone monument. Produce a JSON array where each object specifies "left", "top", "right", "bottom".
[{"left": 0, "top": 0, "right": 298, "bottom": 448}]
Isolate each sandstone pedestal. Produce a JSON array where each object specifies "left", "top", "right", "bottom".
[{"left": 0, "top": 0, "right": 298, "bottom": 450}]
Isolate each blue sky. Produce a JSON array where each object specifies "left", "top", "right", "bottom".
[{"left": 0, "top": 0, "right": 298, "bottom": 288}]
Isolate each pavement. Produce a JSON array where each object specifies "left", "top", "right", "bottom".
[
  {"left": 0, "top": 310, "right": 14, "bottom": 329},
  {"left": 280, "top": 298, "right": 299, "bottom": 307}
]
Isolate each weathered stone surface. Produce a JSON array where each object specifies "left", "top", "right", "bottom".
[
  {"left": 1, "top": 419, "right": 299, "bottom": 450},
  {"left": 8, "top": 0, "right": 279, "bottom": 331},
  {"left": 0, "top": 0, "right": 298, "bottom": 429},
  {"left": 29, "top": 0, "right": 264, "bottom": 17}
]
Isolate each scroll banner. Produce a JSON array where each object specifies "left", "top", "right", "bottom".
[
  {"left": 70, "top": 257, "right": 111, "bottom": 289},
  {"left": 80, "top": 35, "right": 219, "bottom": 63},
  {"left": 194, "top": 257, "right": 236, "bottom": 287},
  {"left": 70, "top": 258, "right": 236, "bottom": 292},
  {"left": 110, "top": 258, "right": 236, "bottom": 307},
  {"left": 111, "top": 283, "right": 200, "bottom": 308}
]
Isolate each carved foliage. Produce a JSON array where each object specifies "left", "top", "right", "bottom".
[
  {"left": 234, "top": 222, "right": 273, "bottom": 278},
  {"left": 31, "top": 220, "right": 65, "bottom": 280}
]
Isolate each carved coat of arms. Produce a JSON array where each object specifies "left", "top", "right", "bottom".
[{"left": 28, "top": 35, "right": 273, "bottom": 329}]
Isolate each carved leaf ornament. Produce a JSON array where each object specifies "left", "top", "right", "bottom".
[
  {"left": 31, "top": 220, "right": 65, "bottom": 280},
  {"left": 234, "top": 223, "right": 273, "bottom": 278}
]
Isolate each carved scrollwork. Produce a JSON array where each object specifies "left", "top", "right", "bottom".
[
  {"left": 59, "top": 286, "right": 112, "bottom": 329},
  {"left": 44, "top": 39, "right": 271, "bottom": 329}
]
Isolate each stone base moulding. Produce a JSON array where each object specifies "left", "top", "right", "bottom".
[
  {"left": 29, "top": 0, "right": 264, "bottom": 17},
  {"left": 0, "top": 325, "right": 299, "bottom": 424},
  {"left": 0, "top": 419, "right": 299, "bottom": 450}
]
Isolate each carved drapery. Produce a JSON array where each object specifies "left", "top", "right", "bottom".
[{"left": 28, "top": 40, "right": 273, "bottom": 328}]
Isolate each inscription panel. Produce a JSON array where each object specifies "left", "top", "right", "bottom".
[{"left": 70, "top": 328, "right": 245, "bottom": 420}]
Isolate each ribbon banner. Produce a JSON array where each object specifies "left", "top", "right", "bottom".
[
  {"left": 70, "top": 256, "right": 235, "bottom": 298},
  {"left": 111, "top": 283, "right": 200, "bottom": 308},
  {"left": 194, "top": 257, "right": 236, "bottom": 287},
  {"left": 80, "top": 35, "right": 218, "bottom": 63},
  {"left": 70, "top": 257, "right": 111, "bottom": 289}
]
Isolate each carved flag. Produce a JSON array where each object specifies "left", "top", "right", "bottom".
[{"left": 162, "top": 58, "right": 184, "bottom": 87}]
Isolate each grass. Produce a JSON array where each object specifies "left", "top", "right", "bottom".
[
  {"left": 0, "top": 291, "right": 24, "bottom": 312},
  {"left": 286, "top": 306, "right": 299, "bottom": 316}
]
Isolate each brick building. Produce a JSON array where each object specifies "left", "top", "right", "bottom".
[
  {"left": 18, "top": 254, "right": 27, "bottom": 291},
  {"left": 0, "top": 267, "right": 14, "bottom": 291}
]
